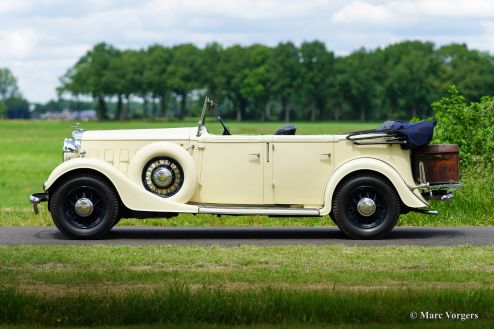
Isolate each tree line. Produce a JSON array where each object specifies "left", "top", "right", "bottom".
[
  {"left": 4, "top": 40, "right": 494, "bottom": 122},
  {"left": 0, "top": 68, "right": 30, "bottom": 119}
]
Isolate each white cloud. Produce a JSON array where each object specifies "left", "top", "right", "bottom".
[
  {"left": 0, "top": 29, "right": 37, "bottom": 58},
  {"left": 0, "top": 0, "right": 493, "bottom": 102},
  {"left": 332, "top": 1, "right": 396, "bottom": 25},
  {"left": 416, "top": 0, "right": 494, "bottom": 18}
]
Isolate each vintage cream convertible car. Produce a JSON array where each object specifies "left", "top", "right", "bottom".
[{"left": 30, "top": 98, "right": 462, "bottom": 239}]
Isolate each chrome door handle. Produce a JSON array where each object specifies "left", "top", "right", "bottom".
[
  {"left": 320, "top": 153, "right": 332, "bottom": 158},
  {"left": 249, "top": 153, "right": 260, "bottom": 158}
]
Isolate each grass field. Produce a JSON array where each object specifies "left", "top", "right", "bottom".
[
  {"left": 0, "top": 119, "right": 492, "bottom": 226},
  {"left": 2, "top": 324, "right": 493, "bottom": 329},
  {"left": 0, "top": 120, "right": 493, "bottom": 326},
  {"left": 0, "top": 245, "right": 492, "bottom": 326}
]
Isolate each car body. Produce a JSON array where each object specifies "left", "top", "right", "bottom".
[{"left": 30, "top": 98, "right": 462, "bottom": 239}]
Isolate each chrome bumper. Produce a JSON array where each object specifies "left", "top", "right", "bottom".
[
  {"left": 410, "top": 182, "right": 462, "bottom": 200},
  {"left": 29, "top": 192, "right": 48, "bottom": 215},
  {"left": 409, "top": 182, "right": 462, "bottom": 215}
]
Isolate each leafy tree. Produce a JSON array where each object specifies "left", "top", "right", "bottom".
[
  {"left": 0, "top": 102, "right": 5, "bottom": 119},
  {"left": 268, "top": 42, "right": 301, "bottom": 122},
  {"left": 382, "top": 41, "right": 440, "bottom": 119},
  {"left": 55, "top": 40, "right": 494, "bottom": 123},
  {"left": 432, "top": 86, "right": 494, "bottom": 167},
  {"left": 60, "top": 43, "right": 119, "bottom": 120},
  {"left": 104, "top": 49, "right": 126, "bottom": 119},
  {"left": 215, "top": 45, "right": 251, "bottom": 120},
  {"left": 336, "top": 49, "right": 380, "bottom": 121},
  {"left": 144, "top": 45, "right": 173, "bottom": 118},
  {"left": 203, "top": 42, "right": 224, "bottom": 102},
  {"left": 241, "top": 45, "right": 272, "bottom": 120},
  {"left": 0, "top": 68, "right": 20, "bottom": 101},
  {"left": 5, "top": 96, "right": 30, "bottom": 118},
  {"left": 436, "top": 44, "right": 494, "bottom": 101},
  {"left": 0, "top": 68, "right": 22, "bottom": 118},
  {"left": 167, "top": 44, "right": 204, "bottom": 120},
  {"left": 299, "top": 41, "right": 335, "bottom": 121}
]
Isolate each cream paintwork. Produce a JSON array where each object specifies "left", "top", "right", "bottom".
[
  {"left": 269, "top": 136, "right": 334, "bottom": 206},
  {"left": 128, "top": 142, "right": 198, "bottom": 203},
  {"left": 45, "top": 126, "right": 428, "bottom": 216},
  {"left": 44, "top": 157, "right": 198, "bottom": 213},
  {"left": 192, "top": 134, "right": 265, "bottom": 204}
]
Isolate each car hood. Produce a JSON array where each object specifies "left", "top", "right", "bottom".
[{"left": 82, "top": 127, "right": 194, "bottom": 141}]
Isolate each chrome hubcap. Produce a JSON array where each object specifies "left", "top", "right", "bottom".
[
  {"left": 74, "top": 197, "right": 94, "bottom": 217},
  {"left": 152, "top": 167, "right": 173, "bottom": 188},
  {"left": 357, "top": 197, "right": 376, "bottom": 217}
]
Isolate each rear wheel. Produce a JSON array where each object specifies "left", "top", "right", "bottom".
[
  {"left": 332, "top": 174, "right": 400, "bottom": 239},
  {"left": 49, "top": 174, "right": 120, "bottom": 239}
]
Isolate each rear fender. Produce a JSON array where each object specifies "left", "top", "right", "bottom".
[{"left": 320, "top": 158, "right": 428, "bottom": 215}]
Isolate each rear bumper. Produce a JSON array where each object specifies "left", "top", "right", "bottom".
[
  {"left": 408, "top": 182, "right": 462, "bottom": 215},
  {"left": 29, "top": 192, "right": 48, "bottom": 214},
  {"left": 416, "top": 182, "right": 463, "bottom": 201}
]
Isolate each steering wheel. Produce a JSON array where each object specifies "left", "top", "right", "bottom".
[{"left": 217, "top": 116, "right": 231, "bottom": 135}]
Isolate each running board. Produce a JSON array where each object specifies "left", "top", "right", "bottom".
[{"left": 198, "top": 206, "right": 320, "bottom": 216}]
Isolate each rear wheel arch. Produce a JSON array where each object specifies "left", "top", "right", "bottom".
[
  {"left": 332, "top": 170, "right": 400, "bottom": 205},
  {"left": 331, "top": 172, "right": 401, "bottom": 239},
  {"left": 321, "top": 158, "right": 427, "bottom": 215},
  {"left": 331, "top": 169, "right": 413, "bottom": 215}
]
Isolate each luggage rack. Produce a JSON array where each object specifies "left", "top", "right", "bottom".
[{"left": 346, "top": 129, "right": 408, "bottom": 146}]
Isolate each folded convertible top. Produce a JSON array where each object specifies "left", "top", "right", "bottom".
[{"left": 347, "top": 120, "right": 437, "bottom": 149}]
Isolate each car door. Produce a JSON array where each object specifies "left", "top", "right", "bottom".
[
  {"left": 269, "top": 135, "right": 334, "bottom": 206},
  {"left": 195, "top": 134, "right": 265, "bottom": 205}
]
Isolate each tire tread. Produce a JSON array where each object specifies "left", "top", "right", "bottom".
[
  {"left": 49, "top": 173, "right": 120, "bottom": 239},
  {"left": 332, "top": 174, "right": 401, "bottom": 239}
]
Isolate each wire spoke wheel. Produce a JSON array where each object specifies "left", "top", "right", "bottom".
[
  {"left": 345, "top": 186, "right": 388, "bottom": 229},
  {"left": 63, "top": 186, "right": 106, "bottom": 229},
  {"left": 50, "top": 174, "right": 120, "bottom": 239},
  {"left": 332, "top": 174, "right": 400, "bottom": 239},
  {"left": 142, "top": 157, "right": 184, "bottom": 198}
]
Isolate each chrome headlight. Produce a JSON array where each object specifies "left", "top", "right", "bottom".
[{"left": 62, "top": 129, "right": 83, "bottom": 161}]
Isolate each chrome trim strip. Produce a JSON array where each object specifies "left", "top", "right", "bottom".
[
  {"left": 198, "top": 206, "right": 320, "bottom": 216},
  {"left": 409, "top": 182, "right": 463, "bottom": 191}
]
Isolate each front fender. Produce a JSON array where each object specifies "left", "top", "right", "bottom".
[
  {"left": 44, "top": 157, "right": 198, "bottom": 213},
  {"left": 320, "top": 158, "right": 428, "bottom": 215}
]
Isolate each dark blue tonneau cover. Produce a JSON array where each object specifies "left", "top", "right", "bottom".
[{"left": 378, "top": 120, "right": 437, "bottom": 148}]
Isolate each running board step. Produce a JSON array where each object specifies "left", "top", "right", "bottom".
[{"left": 198, "top": 206, "right": 320, "bottom": 216}]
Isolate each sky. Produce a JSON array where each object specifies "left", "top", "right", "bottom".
[{"left": 1, "top": 0, "right": 494, "bottom": 103}]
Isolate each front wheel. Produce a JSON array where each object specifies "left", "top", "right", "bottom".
[
  {"left": 49, "top": 174, "right": 120, "bottom": 239},
  {"left": 331, "top": 174, "right": 400, "bottom": 239}
]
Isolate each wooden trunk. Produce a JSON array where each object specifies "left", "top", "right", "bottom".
[{"left": 412, "top": 144, "right": 461, "bottom": 184}]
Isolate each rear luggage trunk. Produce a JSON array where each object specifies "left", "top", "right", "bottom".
[{"left": 412, "top": 144, "right": 461, "bottom": 184}]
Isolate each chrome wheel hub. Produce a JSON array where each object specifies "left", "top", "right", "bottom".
[
  {"left": 74, "top": 197, "right": 94, "bottom": 217},
  {"left": 357, "top": 197, "right": 376, "bottom": 217},
  {"left": 152, "top": 167, "right": 173, "bottom": 188}
]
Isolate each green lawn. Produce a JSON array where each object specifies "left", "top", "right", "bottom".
[
  {"left": 0, "top": 119, "right": 492, "bottom": 226},
  {"left": 2, "top": 324, "right": 493, "bottom": 329},
  {"left": 1, "top": 119, "right": 492, "bottom": 326},
  {"left": 0, "top": 245, "right": 492, "bottom": 326}
]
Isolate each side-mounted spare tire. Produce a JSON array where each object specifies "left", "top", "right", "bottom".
[{"left": 128, "top": 142, "right": 197, "bottom": 204}]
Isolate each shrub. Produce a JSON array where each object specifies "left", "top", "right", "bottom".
[{"left": 431, "top": 85, "right": 494, "bottom": 168}]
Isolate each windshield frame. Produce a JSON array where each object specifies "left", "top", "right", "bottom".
[{"left": 196, "top": 97, "right": 216, "bottom": 137}]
